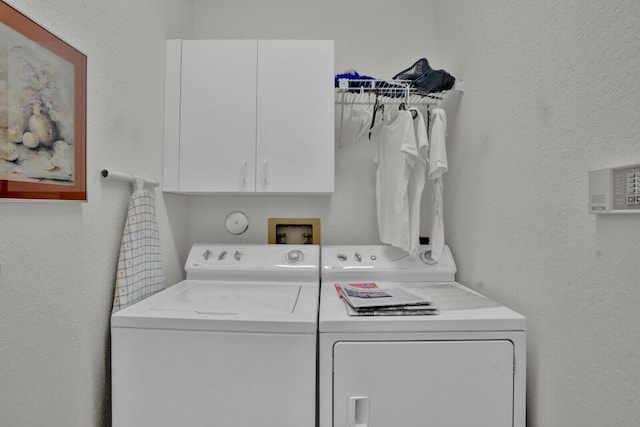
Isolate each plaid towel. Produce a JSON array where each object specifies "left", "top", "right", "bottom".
[{"left": 112, "top": 185, "right": 164, "bottom": 313}]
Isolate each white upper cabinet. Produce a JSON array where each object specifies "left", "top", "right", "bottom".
[
  {"left": 164, "top": 39, "right": 335, "bottom": 194},
  {"left": 255, "top": 40, "right": 334, "bottom": 193}
]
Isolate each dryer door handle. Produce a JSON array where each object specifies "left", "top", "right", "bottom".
[{"left": 348, "top": 396, "right": 370, "bottom": 427}]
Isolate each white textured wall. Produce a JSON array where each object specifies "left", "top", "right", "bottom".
[
  {"left": 0, "top": 1, "right": 191, "bottom": 426},
  {"left": 2, "top": 1, "right": 639, "bottom": 426},
  {"left": 437, "top": 1, "right": 640, "bottom": 426}
]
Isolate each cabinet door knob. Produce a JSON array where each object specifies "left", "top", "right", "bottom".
[
  {"left": 263, "top": 160, "right": 269, "bottom": 185},
  {"left": 240, "top": 160, "right": 247, "bottom": 186}
]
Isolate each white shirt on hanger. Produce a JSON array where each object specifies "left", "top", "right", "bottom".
[
  {"left": 407, "top": 108, "right": 429, "bottom": 256},
  {"left": 428, "top": 107, "right": 448, "bottom": 261},
  {"left": 374, "top": 110, "right": 418, "bottom": 254}
]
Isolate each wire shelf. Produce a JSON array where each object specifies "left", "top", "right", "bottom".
[{"left": 335, "top": 78, "right": 449, "bottom": 105}]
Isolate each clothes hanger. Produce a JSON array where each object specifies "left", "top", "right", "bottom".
[
  {"left": 398, "top": 85, "right": 418, "bottom": 119},
  {"left": 352, "top": 95, "right": 385, "bottom": 142},
  {"left": 399, "top": 103, "right": 419, "bottom": 120},
  {"left": 363, "top": 102, "right": 386, "bottom": 140},
  {"left": 356, "top": 101, "right": 384, "bottom": 141},
  {"left": 368, "top": 90, "right": 383, "bottom": 140}
]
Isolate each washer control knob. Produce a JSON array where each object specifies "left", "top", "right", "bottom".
[
  {"left": 218, "top": 250, "right": 227, "bottom": 260},
  {"left": 203, "top": 249, "right": 212, "bottom": 260},
  {"left": 370, "top": 255, "right": 377, "bottom": 261},
  {"left": 354, "top": 252, "right": 362, "bottom": 262},
  {"left": 337, "top": 253, "right": 347, "bottom": 261},
  {"left": 286, "top": 249, "right": 304, "bottom": 264},
  {"left": 420, "top": 250, "right": 437, "bottom": 265},
  {"left": 234, "top": 250, "right": 243, "bottom": 261}
]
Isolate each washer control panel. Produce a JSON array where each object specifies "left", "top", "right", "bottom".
[{"left": 185, "top": 244, "right": 319, "bottom": 281}]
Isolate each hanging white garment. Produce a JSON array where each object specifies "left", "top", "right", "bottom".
[
  {"left": 339, "top": 104, "right": 373, "bottom": 145},
  {"left": 350, "top": 105, "right": 373, "bottom": 143},
  {"left": 407, "top": 108, "right": 429, "bottom": 256},
  {"left": 374, "top": 110, "right": 418, "bottom": 254},
  {"left": 428, "top": 108, "right": 448, "bottom": 261},
  {"left": 112, "top": 178, "right": 164, "bottom": 313}
]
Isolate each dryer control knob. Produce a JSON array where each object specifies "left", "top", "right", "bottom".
[
  {"left": 286, "top": 249, "right": 304, "bottom": 264},
  {"left": 420, "top": 250, "right": 437, "bottom": 265},
  {"left": 337, "top": 253, "right": 347, "bottom": 261}
]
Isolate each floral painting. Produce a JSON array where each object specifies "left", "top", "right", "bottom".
[{"left": 0, "top": 1, "right": 86, "bottom": 200}]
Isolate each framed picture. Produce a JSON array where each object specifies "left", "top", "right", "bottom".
[{"left": 0, "top": 1, "right": 87, "bottom": 201}]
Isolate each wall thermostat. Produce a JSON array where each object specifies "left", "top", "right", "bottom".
[{"left": 589, "top": 163, "right": 640, "bottom": 214}]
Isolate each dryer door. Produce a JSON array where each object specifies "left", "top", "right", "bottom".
[{"left": 333, "top": 340, "right": 514, "bottom": 427}]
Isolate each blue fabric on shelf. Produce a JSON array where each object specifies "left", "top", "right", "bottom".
[
  {"left": 413, "top": 69, "right": 455, "bottom": 95},
  {"left": 335, "top": 71, "right": 375, "bottom": 88},
  {"left": 393, "top": 58, "right": 432, "bottom": 81},
  {"left": 393, "top": 58, "right": 455, "bottom": 95}
]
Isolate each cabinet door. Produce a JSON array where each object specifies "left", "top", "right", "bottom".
[
  {"left": 179, "top": 40, "right": 257, "bottom": 192},
  {"left": 333, "top": 340, "right": 514, "bottom": 427},
  {"left": 256, "top": 40, "right": 334, "bottom": 193}
]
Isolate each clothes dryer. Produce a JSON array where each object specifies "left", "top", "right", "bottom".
[
  {"left": 111, "top": 244, "right": 319, "bottom": 427},
  {"left": 319, "top": 245, "right": 526, "bottom": 427}
]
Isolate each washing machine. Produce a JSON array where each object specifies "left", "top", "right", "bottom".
[
  {"left": 111, "top": 244, "right": 320, "bottom": 427},
  {"left": 319, "top": 245, "right": 526, "bottom": 427}
]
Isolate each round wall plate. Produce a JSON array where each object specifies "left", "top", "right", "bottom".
[{"left": 225, "top": 211, "right": 249, "bottom": 235}]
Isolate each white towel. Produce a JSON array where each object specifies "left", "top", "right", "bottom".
[{"left": 112, "top": 178, "right": 164, "bottom": 313}]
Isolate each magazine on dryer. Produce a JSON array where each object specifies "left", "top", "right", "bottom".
[{"left": 335, "top": 283, "right": 437, "bottom": 315}]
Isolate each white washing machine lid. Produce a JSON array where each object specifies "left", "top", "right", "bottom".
[
  {"left": 111, "top": 280, "right": 319, "bottom": 334},
  {"left": 319, "top": 281, "right": 525, "bottom": 333}
]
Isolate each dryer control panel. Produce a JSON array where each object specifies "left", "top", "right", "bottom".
[{"left": 322, "top": 245, "right": 457, "bottom": 282}]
